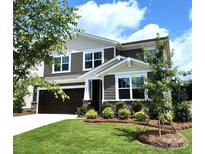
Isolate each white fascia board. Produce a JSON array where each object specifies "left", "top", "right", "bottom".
[
  {"left": 96, "top": 58, "right": 150, "bottom": 77},
  {"left": 96, "top": 59, "right": 128, "bottom": 77},
  {"left": 79, "top": 55, "right": 125, "bottom": 79},
  {"left": 77, "top": 32, "right": 119, "bottom": 45},
  {"left": 46, "top": 78, "right": 84, "bottom": 84},
  {"left": 38, "top": 85, "right": 85, "bottom": 90},
  {"left": 127, "top": 57, "right": 149, "bottom": 67}
]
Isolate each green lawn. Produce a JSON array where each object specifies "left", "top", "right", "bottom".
[{"left": 14, "top": 120, "right": 192, "bottom": 154}]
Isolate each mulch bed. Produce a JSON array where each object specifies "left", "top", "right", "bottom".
[
  {"left": 136, "top": 130, "right": 188, "bottom": 148},
  {"left": 13, "top": 112, "right": 34, "bottom": 117},
  {"left": 84, "top": 118, "right": 192, "bottom": 130}
]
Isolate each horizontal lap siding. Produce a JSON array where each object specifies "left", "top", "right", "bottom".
[
  {"left": 104, "top": 48, "right": 114, "bottom": 62},
  {"left": 44, "top": 52, "right": 86, "bottom": 77},
  {"left": 104, "top": 75, "right": 115, "bottom": 100}
]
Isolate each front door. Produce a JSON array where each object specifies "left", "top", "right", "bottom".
[{"left": 91, "top": 80, "right": 102, "bottom": 112}]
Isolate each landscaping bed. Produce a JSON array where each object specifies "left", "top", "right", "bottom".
[
  {"left": 137, "top": 130, "right": 188, "bottom": 148},
  {"left": 84, "top": 118, "right": 192, "bottom": 130},
  {"left": 13, "top": 111, "right": 34, "bottom": 117}
]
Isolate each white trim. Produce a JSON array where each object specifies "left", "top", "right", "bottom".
[
  {"left": 38, "top": 85, "right": 85, "bottom": 90},
  {"left": 103, "top": 99, "right": 145, "bottom": 102},
  {"left": 79, "top": 55, "right": 125, "bottom": 79},
  {"left": 115, "top": 73, "right": 147, "bottom": 101},
  {"left": 36, "top": 88, "right": 40, "bottom": 114},
  {"left": 102, "top": 77, "right": 104, "bottom": 101},
  {"left": 97, "top": 58, "right": 149, "bottom": 77},
  {"left": 83, "top": 49, "right": 104, "bottom": 71},
  {"left": 112, "top": 70, "right": 150, "bottom": 76},
  {"left": 97, "top": 58, "right": 126, "bottom": 76},
  {"left": 75, "top": 32, "right": 119, "bottom": 44},
  {"left": 52, "top": 54, "right": 71, "bottom": 74},
  {"left": 114, "top": 46, "right": 116, "bottom": 57}
]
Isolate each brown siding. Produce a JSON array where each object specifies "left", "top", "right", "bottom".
[
  {"left": 104, "top": 48, "right": 114, "bottom": 62},
  {"left": 119, "top": 48, "right": 144, "bottom": 61},
  {"left": 44, "top": 52, "right": 87, "bottom": 77},
  {"left": 104, "top": 75, "right": 115, "bottom": 100}
]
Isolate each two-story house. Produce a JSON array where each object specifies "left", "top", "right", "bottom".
[{"left": 35, "top": 32, "right": 170, "bottom": 114}]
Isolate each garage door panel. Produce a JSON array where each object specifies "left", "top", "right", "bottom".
[{"left": 38, "top": 88, "right": 84, "bottom": 114}]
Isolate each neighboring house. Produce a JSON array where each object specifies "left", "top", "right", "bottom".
[
  {"left": 23, "top": 63, "right": 44, "bottom": 109},
  {"left": 36, "top": 32, "right": 170, "bottom": 114}
]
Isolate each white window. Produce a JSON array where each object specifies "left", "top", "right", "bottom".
[
  {"left": 116, "top": 74, "right": 145, "bottom": 100},
  {"left": 118, "top": 78, "right": 130, "bottom": 99},
  {"left": 83, "top": 51, "right": 103, "bottom": 71},
  {"left": 52, "top": 55, "right": 71, "bottom": 73},
  {"left": 147, "top": 48, "right": 157, "bottom": 58}
]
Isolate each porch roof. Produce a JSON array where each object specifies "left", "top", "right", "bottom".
[{"left": 79, "top": 56, "right": 150, "bottom": 79}]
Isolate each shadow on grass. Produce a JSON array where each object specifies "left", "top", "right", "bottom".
[{"left": 113, "top": 127, "right": 142, "bottom": 142}]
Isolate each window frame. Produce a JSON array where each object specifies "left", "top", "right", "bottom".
[
  {"left": 118, "top": 77, "right": 131, "bottom": 99},
  {"left": 115, "top": 73, "right": 147, "bottom": 101},
  {"left": 83, "top": 50, "right": 104, "bottom": 71},
  {"left": 52, "top": 54, "right": 71, "bottom": 74}
]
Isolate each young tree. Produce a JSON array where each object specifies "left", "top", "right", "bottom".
[
  {"left": 143, "top": 34, "right": 177, "bottom": 136},
  {"left": 13, "top": 0, "right": 80, "bottom": 112}
]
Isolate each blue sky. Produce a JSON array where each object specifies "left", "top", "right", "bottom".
[{"left": 67, "top": 0, "right": 192, "bottom": 71}]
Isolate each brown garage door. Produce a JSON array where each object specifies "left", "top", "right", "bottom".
[{"left": 38, "top": 88, "right": 84, "bottom": 114}]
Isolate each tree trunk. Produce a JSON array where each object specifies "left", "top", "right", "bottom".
[
  {"left": 163, "top": 112, "right": 177, "bottom": 134},
  {"left": 158, "top": 120, "right": 161, "bottom": 136},
  {"left": 142, "top": 119, "right": 150, "bottom": 131}
]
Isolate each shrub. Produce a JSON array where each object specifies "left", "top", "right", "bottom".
[
  {"left": 116, "top": 101, "right": 124, "bottom": 112},
  {"left": 85, "top": 109, "right": 97, "bottom": 119},
  {"left": 13, "top": 101, "right": 24, "bottom": 113},
  {"left": 102, "top": 102, "right": 112, "bottom": 110},
  {"left": 102, "top": 107, "right": 114, "bottom": 119},
  {"left": 117, "top": 108, "right": 130, "bottom": 120},
  {"left": 135, "top": 111, "right": 148, "bottom": 122},
  {"left": 159, "top": 112, "right": 173, "bottom": 124},
  {"left": 76, "top": 106, "right": 86, "bottom": 116},
  {"left": 173, "top": 101, "right": 192, "bottom": 122},
  {"left": 131, "top": 101, "right": 142, "bottom": 112}
]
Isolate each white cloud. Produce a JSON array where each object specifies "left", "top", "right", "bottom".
[
  {"left": 126, "top": 24, "right": 169, "bottom": 42},
  {"left": 171, "top": 30, "right": 192, "bottom": 71},
  {"left": 77, "top": 0, "right": 146, "bottom": 40},
  {"left": 77, "top": 0, "right": 192, "bottom": 71}
]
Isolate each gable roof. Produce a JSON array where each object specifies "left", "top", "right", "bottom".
[
  {"left": 79, "top": 56, "right": 150, "bottom": 79},
  {"left": 72, "top": 32, "right": 120, "bottom": 45},
  {"left": 79, "top": 55, "right": 125, "bottom": 79}
]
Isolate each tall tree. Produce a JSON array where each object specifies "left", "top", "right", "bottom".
[
  {"left": 13, "top": 0, "right": 80, "bottom": 112},
  {"left": 143, "top": 34, "right": 176, "bottom": 136}
]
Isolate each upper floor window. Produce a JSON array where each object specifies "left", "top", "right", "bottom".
[
  {"left": 83, "top": 51, "right": 103, "bottom": 71},
  {"left": 147, "top": 48, "right": 157, "bottom": 58},
  {"left": 52, "top": 55, "right": 70, "bottom": 73}
]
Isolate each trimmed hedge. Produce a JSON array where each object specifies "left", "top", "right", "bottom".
[
  {"left": 76, "top": 106, "right": 86, "bottom": 116},
  {"left": 86, "top": 109, "right": 97, "bottom": 119},
  {"left": 117, "top": 108, "right": 130, "bottom": 120},
  {"left": 102, "top": 107, "right": 114, "bottom": 119},
  {"left": 135, "top": 111, "right": 148, "bottom": 122},
  {"left": 131, "top": 101, "right": 142, "bottom": 112}
]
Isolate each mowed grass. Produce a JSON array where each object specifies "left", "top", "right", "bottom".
[{"left": 14, "top": 120, "right": 192, "bottom": 154}]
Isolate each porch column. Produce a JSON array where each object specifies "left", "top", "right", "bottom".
[{"left": 83, "top": 79, "right": 90, "bottom": 101}]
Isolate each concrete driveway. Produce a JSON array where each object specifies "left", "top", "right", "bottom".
[{"left": 13, "top": 114, "right": 77, "bottom": 136}]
